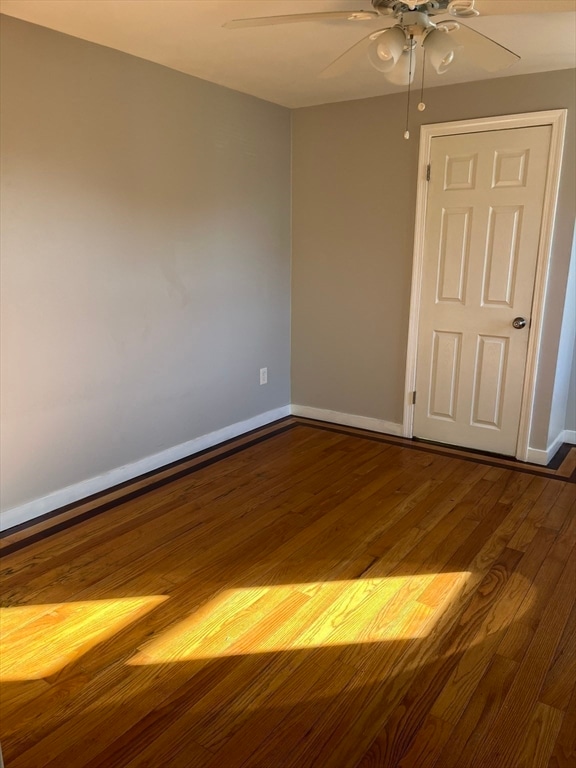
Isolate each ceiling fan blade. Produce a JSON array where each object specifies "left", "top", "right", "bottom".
[
  {"left": 223, "top": 10, "right": 380, "bottom": 29},
  {"left": 448, "top": 22, "right": 520, "bottom": 71},
  {"left": 319, "top": 27, "right": 393, "bottom": 78},
  {"left": 473, "top": 0, "right": 575, "bottom": 15}
]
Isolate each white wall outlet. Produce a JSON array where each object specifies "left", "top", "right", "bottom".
[{"left": 260, "top": 367, "right": 268, "bottom": 385}]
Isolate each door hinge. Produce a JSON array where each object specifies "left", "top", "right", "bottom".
[
  {"left": 426, "top": 164, "right": 431, "bottom": 182},
  {"left": 412, "top": 391, "right": 417, "bottom": 405}
]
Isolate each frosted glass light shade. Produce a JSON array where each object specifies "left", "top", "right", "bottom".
[
  {"left": 424, "top": 28, "right": 459, "bottom": 74},
  {"left": 385, "top": 48, "right": 416, "bottom": 85},
  {"left": 368, "top": 26, "right": 406, "bottom": 73}
]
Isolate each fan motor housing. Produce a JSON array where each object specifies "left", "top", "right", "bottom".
[{"left": 372, "top": 0, "right": 452, "bottom": 13}]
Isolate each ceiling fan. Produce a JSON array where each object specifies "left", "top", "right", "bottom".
[{"left": 224, "top": 0, "right": 523, "bottom": 84}]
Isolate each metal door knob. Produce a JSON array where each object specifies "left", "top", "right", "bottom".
[{"left": 512, "top": 317, "right": 527, "bottom": 329}]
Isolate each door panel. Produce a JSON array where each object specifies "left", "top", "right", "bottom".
[
  {"left": 445, "top": 154, "right": 477, "bottom": 190},
  {"left": 437, "top": 208, "right": 471, "bottom": 303},
  {"left": 482, "top": 206, "right": 521, "bottom": 307},
  {"left": 414, "top": 125, "right": 552, "bottom": 455},
  {"left": 471, "top": 335, "right": 508, "bottom": 428},
  {"left": 429, "top": 331, "right": 462, "bottom": 420},
  {"left": 492, "top": 149, "right": 530, "bottom": 188}
]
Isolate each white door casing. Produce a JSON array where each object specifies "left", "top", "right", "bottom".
[{"left": 404, "top": 111, "right": 567, "bottom": 461}]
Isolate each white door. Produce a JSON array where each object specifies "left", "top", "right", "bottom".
[{"left": 413, "top": 125, "right": 552, "bottom": 455}]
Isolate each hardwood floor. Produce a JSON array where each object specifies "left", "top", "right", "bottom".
[{"left": 1, "top": 419, "right": 574, "bottom": 767}]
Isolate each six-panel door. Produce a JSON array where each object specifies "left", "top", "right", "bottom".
[{"left": 414, "top": 125, "right": 552, "bottom": 455}]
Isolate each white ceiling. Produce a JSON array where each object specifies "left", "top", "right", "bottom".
[{"left": 1, "top": 0, "right": 575, "bottom": 107}]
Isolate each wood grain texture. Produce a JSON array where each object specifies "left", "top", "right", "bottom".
[
  {"left": 0, "top": 422, "right": 574, "bottom": 768},
  {"left": 548, "top": 685, "right": 576, "bottom": 768}
]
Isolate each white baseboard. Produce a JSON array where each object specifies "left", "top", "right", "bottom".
[
  {"left": 290, "top": 404, "right": 404, "bottom": 437},
  {"left": 525, "top": 428, "right": 574, "bottom": 466},
  {"left": 564, "top": 429, "right": 576, "bottom": 445},
  {"left": 525, "top": 447, "right": 551, "bottom": 466},
  {"left": 0, "top": 405, "right": 291, "bottom": 532},
  {"left": 3, "top": 404, "right": 570, "bottom": 533}
]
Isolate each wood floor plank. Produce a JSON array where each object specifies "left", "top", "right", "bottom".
[
  {"left": 333, "top": 545, "right": 525, "bottom": 768},
  {"left": 53, "top": 592, "right": 313, "bottom": 768},
  {"left": 540, "top": 601, "right": 576, "bottom": 712},
  {"left": 125, "top": 736, "right": 213, "bottom": 768},
  {"left": 0, "top": 428, "right": 350, "bottom": 591},
  {"left": 2, "top": 451, "right": 405, "bottom": 679},
  {"left": 3, "top": 450, "right": 419, "bottom": 759},
  {"left": 469, "top": 549, "right": 576, "bottom": 768},
  {"left": 3, "top": 432, "right": 380, "bottom": 613},
  {"left": 556, "top": 446, "right": 576, "bottom": 478},
  {"left": 0, "top": 422, "right": 572, "bottom": 768},
  {"left": 394, "top": 714, "right": 453, "bottom": 768},
  {"left": 203, "top": 646, "right": 361, "bottom": 768},
  {"left": 431, "top": 653, "right": 518, "bottom": 768},
  {"left": 494, "top": 527, "right": 559, "bottom": 664},
  {"left": 548, "top": 685, "right": 576, "bottom": 768},
  {"left": 258, "top": 602, "right": 437, "bottom": 768},
  {"left": 515, "top": 702, "right": 565, "bottom": 768},
  {"left": 507, "top": 480, "right": 566, "bottom": 552},
  {"left": 496, "top": 514, "right": 576, "bottom": 668},
  {"left": 545, "top": 483, "right": 576, "bottom": 530},
  {"left": 428, "top": 547, "right": 527, "bottom": 725},
  {"left": 428, "top": 507, "right": 575, "bottom": 729},
  {"left": 1, "top": 427, "right": 341, "bottom": 571},
  {"left": 345, "top": 497, "right": 562, "bottom": 767}
]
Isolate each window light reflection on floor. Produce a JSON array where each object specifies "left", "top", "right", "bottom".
[
  {"left": 0, "top": 596, "right": 167, "bottom": 681},
  {"left": 129, "top": 573, "right": 470, "bottom": 665},
  {"left": 1, "top": 573, "right": 471, "bottom": 682}
]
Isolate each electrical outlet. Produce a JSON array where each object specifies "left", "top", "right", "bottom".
[{"left": 260, "top": 367, "right": 268, "bottom": 385}]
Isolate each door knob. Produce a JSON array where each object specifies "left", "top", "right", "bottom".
[{"left": 512, "top": 317, "right": 527, "bottom": 329}]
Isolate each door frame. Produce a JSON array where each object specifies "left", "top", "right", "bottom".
[{"left": 403, "top": 109, "right": 567, "bottom": 461}]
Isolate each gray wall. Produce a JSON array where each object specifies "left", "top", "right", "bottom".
[
  {"left": 0, "top": 16, "right": 291, "bottom": 514},
  {"left": 548, "top": 226, "right": 575, "bottom": 445},
  {"left": 2, "top": 15, "right": 575, "bottom": 524},
  {"left": 292, "top": 69, "right": 576, "bottom": 448}
]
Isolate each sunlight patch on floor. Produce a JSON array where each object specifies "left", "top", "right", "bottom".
[
  {"left": 0, "top": 596, "right": 167, "bottom": 681},
  {"left": 129, "top": 573, "right": 470, "bottom": 665}
]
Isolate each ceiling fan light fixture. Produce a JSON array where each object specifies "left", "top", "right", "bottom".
[
  {"left": 368, "top": 26, "right": 407, "bottom": 73},
  {"left": 424, "top": 27, "right": 459, "bottom": 74},
  {"left": 384, "top": 47, "right": 416, "bottom": 85},
  {"left": 448, "top": 0, "right": 479, "bottom": 17}
]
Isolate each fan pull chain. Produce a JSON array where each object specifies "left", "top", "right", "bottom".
[
  {"left": 404, "top": 35, "right": 414, "bottom": 140},
  {"left": 418, "top": 48, "right": 426, "bottom": 112}
]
